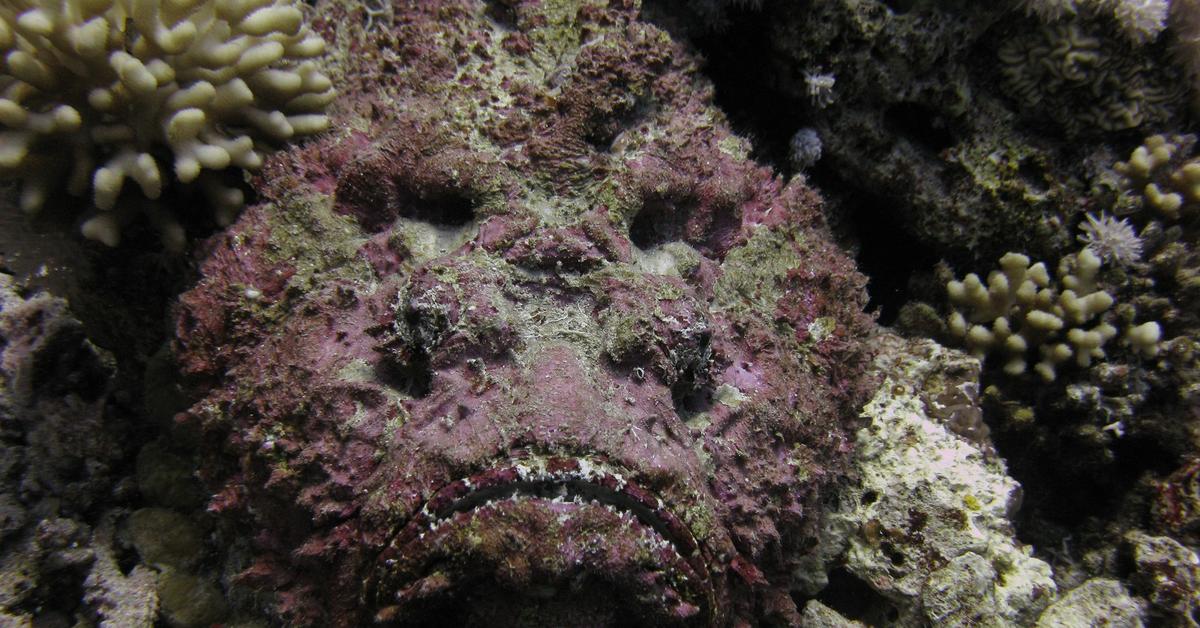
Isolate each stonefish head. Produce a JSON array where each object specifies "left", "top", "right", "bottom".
[{"left": 172, "top": 1, "right": 874, "bottom": 625}]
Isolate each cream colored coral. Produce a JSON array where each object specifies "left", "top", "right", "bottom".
[
  {"left": 1115, "top": 134, "right": 1200, "bottom": 220},
  {"left": 1126, "top": 321, "right": 1161, "bottom": 357},
  {"left": 0, "top": 0, "right": 334, "bottom": 247},
  {"left": 947, "top": 250, "right": 1129, "bottom": 381}
]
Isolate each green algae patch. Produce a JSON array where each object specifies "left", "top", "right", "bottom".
[
  {"left": 601, "top": 309, "right": 656, "bottom": 365},
  {"left": 260, "top": 192, "right": 373, "bottom": 292},
  {"left": 678, "top": 499, "right": 717, "bottom": 543},
  {"left": 136, "top": 442, "right": 207, "bottom": 512},
  {"left": 158, "top": 570, "right": 229, "bottom": 628},
  {"left": 717, "top": 134, "right": 751, "bottom": 161},
  {"left": 520, "top": 0, "right": 598, "bottom": 67},
  {"left": 806, "top": 317, "right": 837, "bottom": 343},
  {"left": 713, "top": 226, "right": 803, "bottom": 320},
  {"left": 126, "top": 508, "right": 206, "bottom": 571}
]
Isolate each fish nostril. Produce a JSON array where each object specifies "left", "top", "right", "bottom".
[
  {"left": 392, "top": 186, "right": 476, "bottom": 227},
  {"left": 625, "top": 183, "right": 743, "bottom": 258},
  {"left": 629, "top": 197, "right": 694, "bottom": 250}
]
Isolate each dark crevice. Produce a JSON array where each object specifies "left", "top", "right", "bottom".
[
  {"left": 645, "top": 4, "right": 940, "bottom": 325},
  {"left": 584, "top": 97, "right": 651, "bottom": 152},
  {"left": 670, "top": 373, "right": 711, "bottom": 418},
  {"left": 983, "top": 379, "right": 1185, "bottom": 556},
  {"left": 1016, "top": 156, "right": 1049, "bottom": 195},
  {"left": 378, "top": 310, "right": 435, "bottom": 399},
  {"left": 839, "top": 191, "right": 940, "bottom": 325},
  {"left": 393, "top": 577, "right": 652, "bottom": 628},
  {"left": 31, "top": 326, "right": 111, "bottom": 401},
  {"left": 115, "top": 537, "right": 142, "bottom": 576},
  {"left": 670, "top": 361, "right": 713, "bottom": 423},
  {"left": 673, "top": 387, "right": 712, "bottom": 424},
  {"left": 628, "top": 191, "right": 742, "bottom": 258},
  {"left": 810, "top": 566, "right": 899, "bottom": 625},
  {"left": 884, "top": 102, "right": 956, "bottom": 154},
  {"left": 881, "top": 542, "right": 905, "bottom": 566},
  {"left": 335, "top": 156, "right": 481, "bottom": 232},
  {"left": 880, "top": 0, "right": 916, "bottom": 13},
  {"left": 656, "top": 3, "right": 797, "bottom": 172},
  {"left": 483, "top": 0, "right": 518, "bottom": 30}
]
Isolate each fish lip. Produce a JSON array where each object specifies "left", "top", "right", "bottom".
[{"left": 369, "top": 453, "right": 718, "bottom": 625}]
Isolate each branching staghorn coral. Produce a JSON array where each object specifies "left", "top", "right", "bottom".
[
  {"left": 946, "top": 249, "right": 1160, "bottom": 381},
  {"left": 1106, "top": 0, "right": 1171, "bottom": 42},
  {"left": 1115, "top": 134, "right": 1200, "bottom": 221},
  {"left": 0, "top": 0, "right": 334, "bottom": 248}
]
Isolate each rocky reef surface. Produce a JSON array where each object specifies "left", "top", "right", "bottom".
[{"left": 1, "top": 0, "right": 1199, "bottom": 626}]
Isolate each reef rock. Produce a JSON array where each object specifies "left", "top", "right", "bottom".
[
  {"left": 0, "top": 273, "right": 161, "bottom": 625},
  {"left": 1035, "top": 578, "right": 1145, "bottom": 627},
  {"left": 795, "top": 336, "right": 1057, "bottom": 625}
]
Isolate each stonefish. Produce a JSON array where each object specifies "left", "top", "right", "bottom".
[{"left": 173, "top": 1, "right": 874, "bottom": 625}]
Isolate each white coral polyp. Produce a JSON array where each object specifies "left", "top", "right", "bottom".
[
  {"left": 1077, "top": 212, "right": 1143, "bottom": 265},
  {"left": 1101, "top": 0, "right": 1169, "bottom": 43},
  {"left": 0, "top": 0, "right": 334, "bottom": 247}
]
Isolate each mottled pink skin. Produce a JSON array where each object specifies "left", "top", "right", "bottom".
[
  {"left": 173, "top": 208, "right": 295, "bottom": 380},
  {"left": 173, "top": 1, "right": 875, "bottom": 625}
]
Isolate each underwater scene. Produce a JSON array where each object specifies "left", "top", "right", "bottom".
[{"left": 0, "top": 0, "right": 1198, "bottom": 625}]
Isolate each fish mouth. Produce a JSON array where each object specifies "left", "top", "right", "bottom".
[{"left": 369, "top": 455, "right": 717, "bottom": 627}]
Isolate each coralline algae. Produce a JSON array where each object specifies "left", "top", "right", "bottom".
[{"left": 172, "top": 1, "right": 873, "bottom": 624}]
